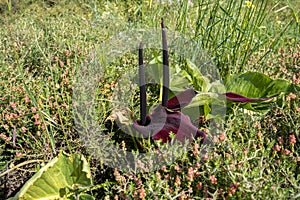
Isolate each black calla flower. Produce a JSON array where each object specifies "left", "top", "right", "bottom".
[{"left": 133, "top": 89, "right": 207, "bottom": 144}]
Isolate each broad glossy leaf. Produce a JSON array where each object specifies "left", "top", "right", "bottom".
[
  {"left": 263, "top": 79, "right": 297, "bottom": 97},
  {"left": 225, "top": 72, "right": 273, "bottom": 98},
  {"left": 11, "top": 152, "right": 93, "bottom": 200},
  {"left": 185, "top": 59, "right": 210, "bottom": 92},
  {"left": 225, "top": 71, "right": 297, "bottom": 98}
]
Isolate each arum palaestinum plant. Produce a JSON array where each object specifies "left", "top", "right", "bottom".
[
  {"left": 134, "top": 19, "right": 289, "bottom": 144},
  {"left": 134, "top": 19, "right": 206, "bottom": 144}
]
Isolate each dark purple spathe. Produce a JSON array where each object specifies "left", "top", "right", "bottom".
[{"left": 133, "top": 89, "right": 206, "bottom": 144}]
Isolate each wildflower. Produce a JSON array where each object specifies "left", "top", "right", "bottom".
[
  {"left": 210, "top": 175, "right": 217, "bottom": 184},
  {"left": 33, "top": 113, "right": 39, "bottom": 119},
  {"left": 187, "top": 167, "right": 195, "bottom": 182},
  {"left": 197, "top": 182, "right": 202, "bottom": 189},
  {"left": 164, "top": 174, "right": 170, "bottom": 179},
  {"left": 212, "top": 136, "right": 219, "bottom": 143},
  {"left": 134, "top": 177, "right": 142, "bottom": 186},
  {"left": 65, "top": 50, "right": 70, "bottom": 57},
  {"left": 271, "top": 185, "right": 276, "bottom": 190},
  {"left": 114, "top": 168, "right": 125, "bottom": 183},
  {"left": 11, "top": 113, "right": 18, "bottom": 118},
  {"left": 203, "top": 153, "right": 209, "bottom": 161},
  {"left": 257, "top": 131, "right": 262, "bottom": 138},
  {"left": 129, "top": 19, "right": 275, "bottom": 146},
  {"left": 193, "top": 143, "right": 200, "bottom": 155},
  {"left": 286, "top": 93, "right": 296, "bottom": 101},
  {"left": 218, "top": 189, "right": 224, "bottom": 195},
  {"left": 244, "top": 1, "right": 253, "bottom": 8},
  {"left": 5, "top": 114, "right": 11, "bottom": 121},
  {"left": 16, "top": 152, "right": 23, "bottom": 157},
  {"left": 179, "top": 192, "right": 187, "bottom": 200},
  {"left": 10, "top": 102, "right": 17, "bottom": 110},
  {"left": 175, "top": 176, "right": 181, "bottom": 187},
  {"left": 229, "top": 183, "right": 236, "bottom": 195},
  {"left": 254, "top": 122, "right": 261, "bottom": 129},
  {"left": 283, "top": 149, "right": 290, "bottom": 155},
  {"left": 3, "top": 124, "right": 9, "bottom": 130},
  {"left": 31, "top": 107, "right": 37, "bottom": 112},
  {"left": 0, "top": 133, "right": 9, "bottom": 142},
  {"left": 156, "top": 172, "right": 162, "bottom": 179},
  {"left": 175, "top": 165, "right": 181, "bottom": 172},
  {"left": 24, "top": 94, "right": 30, "bottom": 103},
  {"left": 59, "top": 60, "right": 64, "bottom": 67},
  {"left": 219, "top": 133, "right": 225, "bottom": 141},
  {"left": 289, "top": 134, "right": 296, "bottom": 145},
  {"left": 121, "top": 140, "right": 126, "bottom": 151},
  {"left": 273, "top": 144, "right": 281, "bottom": 152},
  {"left": 138, "top": 187, "right": 146, "bottom": 199},
  {"left": 289, "top": 93, "right": 297, "bottom": 100},
  {"left": 21, "top": 126, "right": 26, "bottom": 133}
]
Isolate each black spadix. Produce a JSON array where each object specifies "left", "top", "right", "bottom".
[
  {"left": 138, "top": 18, "right": 170, "bottom": 125},
  {"left": 135, "top": 19, "right": 206, "bottom": 144}
]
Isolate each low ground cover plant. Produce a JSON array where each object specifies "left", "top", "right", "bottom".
[{"left": 0, "top": 0, "right": 299, "bottom": 199}]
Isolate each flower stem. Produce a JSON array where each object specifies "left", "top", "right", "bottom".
[
  {"left": 161, "top": 18, "right": 169, "bottom": 107},
  {"left": 139, "top": 42, "right": 147, "bottom": 125}
]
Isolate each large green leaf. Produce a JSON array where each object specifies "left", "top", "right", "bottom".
[
  {"left": 263, "top": 79, "right": 297, "bottom": 97},
  {"left": 183, "top": 92, "right": 226, "bottom": 121},
  {"left": 225, "top": 71, "right": 297, "bottom": 98},
  {"left": 225, "top": 72, "right": 273, "bottom": 98},
  {"left": 224, "top": 71, "right": 299, "bottom": 113},
  {"left": 11, "top": 152, "right": 93, "bottom": 200},
  {"left": 185, "top": 59, "right": 210, "bottom": 92}
]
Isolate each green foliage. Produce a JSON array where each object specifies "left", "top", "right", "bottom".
[
  {"left": 225, "top": 71, "right": 298, "bottom": 98},
  {"left": 9, "top": 152, "right": 93, "bottom": 200},
  {"left": 0, "top": 0, "right": 299, "bottom": 199},
  {"left": 224, "top": 71, "right": 300, "bottom": 113}
]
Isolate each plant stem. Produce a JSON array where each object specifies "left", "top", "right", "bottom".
[
  {"left": 161, "top": 18, "right": 169, "bottom": 107},
  {"left": 139, "top": 42, "right": 147, "bottom": 125},
  {"left": 0, "top": 160, "right": 44, "bottom": 177}
]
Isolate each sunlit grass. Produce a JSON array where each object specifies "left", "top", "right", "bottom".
[{"left": 0, "top": 0, "right": 299, "bottom": 199}]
